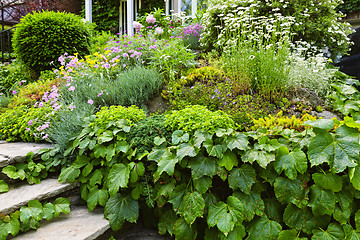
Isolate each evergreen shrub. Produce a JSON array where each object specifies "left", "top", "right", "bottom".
[{"left": 12, "top": 11, "right": 92, "bottom": 74}]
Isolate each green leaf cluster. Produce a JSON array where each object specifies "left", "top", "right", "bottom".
[{"left": 0, "top": 198, "right": 70, "bottom": 239}]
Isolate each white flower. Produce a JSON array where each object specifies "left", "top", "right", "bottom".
[
  {"left": 155, "top": 27, "right": 164, "bottom": 35},
  {"left": 133, "top": 21, "right": 143, "bottom": 30}
]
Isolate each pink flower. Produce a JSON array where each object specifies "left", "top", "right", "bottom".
[
  {"left": 26, "top": 127, "right": 30, "bottom": 132},
  {"left": 69, "top": 104, "right": 75, "bottom": 110},
  {"left": 28, "top": 120, "right": 33, "bottom": 126},
  {"left": 133, "top": 21, "right": 143, "bottom": 30},
  {"left": 123, "top": 53, "right": 129, "bottom": 57},
  {"left": 68, "top": 86, "right": 75, "bottom": 91},
  {"left": 42, "top": 134, "right": 49, "bottom": 139},
  {"left": 97, "top": 90, "right": 103, "bottom": 97},
  {"left": 146, "top": 14, "right": 156, "bottom": 24},
  {"left": 155, "top": 27, "right": 163, "bottom": 35},
  {"left": 12, "top": 90, "right": 16, "bottom": 95},
  {"left": 88, "top": 99, "right": 94, "bottom": 105}
]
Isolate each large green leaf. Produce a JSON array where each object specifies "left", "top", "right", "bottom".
[
  {"left": 173, "top": 217, "right": 197, "bottom": 240},
  {"left": 312, "top": 223, "right": 345, "bottom": 240},
  {"left": 264, "top": 198, "right": 284, "bottom": 223},
  {"left": 169, "top": 184, "right": 188, "bottom": 213},
  {"left": 277, "top": 229, "right": 298, "bottom": 240},
  {"left": 308, "top": 129, "right": 359, "bottom": 173},
  {"left": 308, "top": 185, "right": 336, "bottom": 216},
  {"left": 20, "top": 200, "right": 43, "bottom": 222},
  {"left": 107, "top": 164, "right": 129, "bottom": 196},
  {"left": 233, "top": 191, "right": 264, "bottom": 222},
  {"left": 58, "top": 166, "right": 80, "bottom": 183},
  {"left": 172, "top": 130, "right": 189, "bottom": 145},
  {"left": 246, "top": 216, "right": 281, "bottom": 240},
  {"left": 218, "top": 150, "right": 238, "bottom": 171},
  {"left": 2, "top": 165, "right": 26, "bottom": 180},
  {"left": 274, "top": 147, "right": 307, "bottom": 180},
  {"left": 226, "top": 133, "right": 249, "bottom": 151},
  {"left": 203, "top": 139, "right": 226, "bottom": 159},
  {"left": 177, "top": 143, "right": 197, "bottom": 160},
  {"left": 0, "top": 221, "right": 8, "bottom": 240},
  {"left": 155, "top": 150, "right": 179, "bottom": 180},
  {"left": 97, "top": 130, "right": 114, "bottom": 144},
  {"left": 193, "top": 176, "right": 212, "bottom": 194},
  {"left": 104, "top": 193, "right": 139, "bottom": 231},
  {"left": 355, "top": 210, "right": 360, "bottom": 230},
  {"left": 87, "top": 186, "right": 109, "bottom": 211},
  {"left": 89, "top": 169, "right": 103, "bottom": 186},
  {"left": 6, "top": 217, "right": 20, "bottom": 236},
  {"left": 349, "top": 165, "right": 360, "bottom": 190},
  {"left": 187, "top": 155, "right": 217, "bottom": 179},
  {"left": 42, "top": 203, "right": 55, "bottom": 220},
  {"left": 274, "top": 177, "right": 309, "bottom": 208},
  {"left": 0, "top": 180, "right": 9, "bottom": 193},
  {"left": 228, "top": 164, "right": 256, "bottom": 194},
  {"left": 244, "top": 150, "right": 275, "bottom": 168},
  {"left": 194, "top": 130, "right": 212, "bottom": 148},
  {"left": 158, "top": 209, "right": 178, "bottom": 236},
  {"left": 333, "top": 205, "right": 351, "bottom": 224},
  {"left": 179, "top": 192, "right": 205, "bottom": 225},
  {"left": 207, "top": 196, "right": 244, "bottom": 236},
  {"left": 305, "top": 119, "right": 335, "bottom": 130},
  {"left": 312, "top": 173, "right": 343, "bottom": 192},
  {"left": 54, "top": 198, "right": 70, "bottom": 217},
  {"left": 283, "top": 204, "right": 330, "bottom": 235}
]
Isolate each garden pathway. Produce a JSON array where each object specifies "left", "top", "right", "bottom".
[{"left": 0, "top": 142, "right": 170, "bottom": 240}]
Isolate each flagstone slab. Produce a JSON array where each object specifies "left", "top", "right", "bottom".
[
  {"left": 14, "top": 207, "right": 110, "bottom": 240},
  {"left": 0, "top": 178, "right": 76, "bottom": 215},
  {"left": 0, "top": 142, "right": 52, "bottom": 168}
]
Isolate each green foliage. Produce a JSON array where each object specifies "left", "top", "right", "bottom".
[
  {"left": 137, "top": 1, "right": 165, "bottom": 17},
  {"left": 0, "top": 180, "right": 9, "bottom": 193},
  {"left": 128, "top": 115, "right": 172, "bottom": 155},
  {"left": 0, "top": 105, "right": 52, "bottom": 142},
  {"left": 0, "top": 61, "right": 35, "bottom": 94},
  {"left": 337, "top": 0, "right": 360, "bottom": 14},
  {"left": 165, "top": 105, "right": 236, "bottom": 134},
  {"left": 48, "top": 66, "right": 161, "bottom": 149},
  {"left": 12, "top": 11, "right": 93, "bottom": 74},
  {"left": 0, "top": 198, "right": 70, "bottom": 239},
  {"left": 201, "top": 0, "right": 352, "bottom": 57}
]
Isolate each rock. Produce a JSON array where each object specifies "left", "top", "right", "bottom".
[
  {"left": 310, "top": 110, "right": 341, "bottom": 120},
  {"left": 286, "top": 88, "right": 324, "bottom": 109},
  {"left": 147, "top": 94, "right": 170, "bottom": 115}
]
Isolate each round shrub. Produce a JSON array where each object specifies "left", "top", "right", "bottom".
[
  {"left": 13, "top": 11, "right": 92, "bottom": 74},
  {"left": 201, "top": 0, "right": 353, "bottom": 56}
]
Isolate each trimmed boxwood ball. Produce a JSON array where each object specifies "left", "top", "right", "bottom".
[{"left": 12, "top": 11, "right": 92, "bottom": 74}]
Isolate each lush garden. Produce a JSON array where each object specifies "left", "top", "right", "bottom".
[{"left": 1, "top": 0, "right": 360, "bottom": 239}]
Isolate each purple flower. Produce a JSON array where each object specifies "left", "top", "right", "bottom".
[
  {"left": 28, "top": 120, "right": 33, "bottom": 126},
  {"left": 123, "top": 53, "right": 129, "bottom": 57},
  {"left": 149, "top": 45, "right": 157, "bottom": 50},
  {"left": 69, "top": 104, "right": 75, "bottom": 110},
  {"left": 97, "top": 90, "right": 104, "bottom": 97},
  {"left": 68, "top": 86, "right": 75, "bottom": 91},
  {"left": 12, "top": 90, "right": 16, "bottom": 95},
  {"left": 26, "top": 127, "right": 30, "bottom": 132}
]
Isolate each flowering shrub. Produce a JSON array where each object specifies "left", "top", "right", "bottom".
[
  {"left": 179, "top": 23, "right": 203, "bottom": 50},
  {"left": 201, "top": 0, "right": 352, "bottom": 56},
  {"left": 136, "top": 8, "right": 182, "bottom": 39}
]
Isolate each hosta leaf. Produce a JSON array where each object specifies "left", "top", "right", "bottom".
[
  {"left": 228, "top": 164, "right": 256, "bottom": 194},
  {"left": 312, "top": 173, "right": 343, "bottom": 192},
  {"left": 244, "top": 150, "right": 275, "bottom": 168},
  {"left": 173, "top": 217, "right": 197, "bottom": 240},
  {"left": 0, "top": 180, "right": 9, "bottom": 193},
  {"left": 274, "top": 177, "right": 309, "bottom": 208},
  {"left": 193, "top": 176, "right": 212, "bottom": 194},
  {"left": 226, "top": 132, "right": 249, "bottom": 151},
  {"left": 218, "top": 150, "right": 238, "bottom": 171},
  {"left": 187, "top": 155, "right": 216, "bottom": 179},
  {"left": 177, "top": 143, "right": 197, "bottom": 160},
  {"left": 308, "top": 129, "right": 358, "bottom": 173},
  {"left": 246, "top": 216, "right": 281, "bottom": 240},
  {"left": 283, "top": 204, "right": 330, "bottom": 235},
  {"left": 104, "top": 193, "right": 139, "bottom": 231},
  {"left": 158, "top": 209, "right": 178, "bottom": 235},
  {"left": 274, "top": 147, "right": 307, "bottom": 180},
  {"left": 233, "top": 191, "right": 264, "bottom": 222},
  {"left": 179, "top": 192, "right": 205, "bottom": 225},
  {"left": 108, "top": 164, "right": 130, "bottom": 197},
  {"left": 87, "top": 186, "right": 109, "bottom": 211},
  {"left": 20, "top": 200, "right": 43, "bottom": 222},
  {"left": 312, "top": 223, "right": 345, "bottom": 240},
  {"left": 54, "top": 198, "right": 70, "bottom": 217},
  {"left": 308, "top": 185, "right": 336, "bottom": 216},
  {"left": 42, "top": 203, "right": 55, "bottom": 220},
  {"left": 203, "top": 139, "right": 226, "bottom": 159},
  {"left": 58, "top": 166, "right": 80, "bottom": 183}
]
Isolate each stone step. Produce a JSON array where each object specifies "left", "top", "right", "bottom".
[
  {"left": 0, "top": 178, "right": 77, "bottom": 215},
  {"left": 0, "top": 141, "right": 52, "bottom": 168},
  {"left": 13, "top": 207, "right": 110, "bottom": 240}
]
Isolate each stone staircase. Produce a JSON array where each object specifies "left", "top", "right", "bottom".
[{"left": 0, "top": 141, "right": 111, "bottom": 240}]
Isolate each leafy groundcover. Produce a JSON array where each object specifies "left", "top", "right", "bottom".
[{"left": 53, "top": 109, "right": 360, "bottom": 239}]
